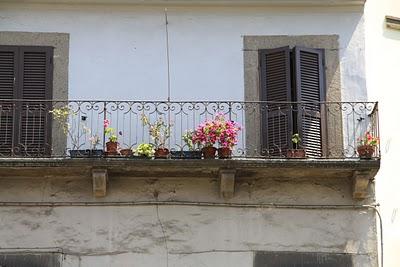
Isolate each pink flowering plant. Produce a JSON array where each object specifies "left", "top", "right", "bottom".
[
  {"left": 358, "top": 131, "right": 379, "bottom": 147},
  {"left": 192, "top": 113, "right": 241, "bottom": 149}
]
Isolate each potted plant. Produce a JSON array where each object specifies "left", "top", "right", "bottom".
[
  {"left": 50, "top": 106, "right": 96, "bottom": 158},
  {"left": 287, "top": 133, "right": 306, "bottom": 158},
  {"left": 141, "top": 114, "right": 171, "bottom": 159},
  {"left": 88, "top": 134, "right": 103, "bottom": 157},
  {"left": 120, "top": 147, "right": 134, "bottom": 157},
  {"left": 216, "top": 115, "right": 241, "bottom": 159},
  {"left": 193, "top": 114, "right": 241, "bottom": 159},
  {"left": 171, "top": 130, "right": 202, "bottom": 159},
  {"left": 193, "top": 118, "right": 218, "bottom": 159},
  {"left": 357, "top": 131, "right": 379, "bottom": 159},
  {"left": 135, "top": 143, "right": 154, "bottom": 158},
  {"left": 117, "top": 131, "right": 133, "bottom": 157},
  {"left": 104, "top": 119, "right": 119, "bottom": 155}
]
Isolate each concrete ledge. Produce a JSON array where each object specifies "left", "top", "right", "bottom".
[
  {"left": 0, "top": 158, "right": 379, "bottom": 179},
  {"left": 0, "top": 158, "right": 379, "bottom": 200}
]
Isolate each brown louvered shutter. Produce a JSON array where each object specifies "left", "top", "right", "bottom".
[
  {"left": 0, "top": 47, "right": 18, "bottom": 156},
  {"left": 18, "top": 46, "right": 53, "bottom": 156},
  {"left": 259, "top": 46, "right": 293, "bottom": 156},
  {"left": 294, "top": 47, "right": 327, "bottom": 157}
]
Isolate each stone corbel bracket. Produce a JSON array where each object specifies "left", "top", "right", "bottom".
[
  {"left": 92, "top": 168, "right": 108, "bottom": 197},
  {"left": 352, "top": 170, "right": 374, "bottom": 199},
  {"left": 219, "top": 168, "right": 237, "bottom": 199}
]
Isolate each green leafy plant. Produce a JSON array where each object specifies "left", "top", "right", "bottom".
[
  {"left": 104, "top": 119, "right": 118, "bottom": 143},
  {"left": 50, "top": 106, "right": 91, "bottom": 150},
  {"left": 291, "top": 133, "right": 302, "bottom": 149},
  {"left": 50, "top": 106, "right": 74, "bottom": 134},
  {"left": 141, "top": 114, "right": 172, "bottom": 149},
  {"left": 182, "top": 130, "right": 200, "bottom": 151},
  {"left": 136, "top": 143, "right": 154, "bottom": 158}
]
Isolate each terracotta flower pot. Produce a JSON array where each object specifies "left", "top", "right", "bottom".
[
  {"left": 202, "top": 146, "right": 217, "bottom": 159},
  {"left": 218, "top": 147, "right": 232, "bottom": 159},
  {"left": 287, "top": 149, "right": 306, "bottom": 158},
  {"left": 357, "top": 145, "right": 375, "bottom": 159},
  {"left": 106, "top": 141, "right": 119, "bottom": 155},
  {"left": 120, "top": 148, "right": 133, "bottom": 157},
  {"left": 155, "top": 148, "right": 169, "bottom": 159}
]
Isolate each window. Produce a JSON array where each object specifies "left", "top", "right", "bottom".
[
  {"left": 0, "top": 45, "right": 53, "bottom": 156},
  {"left": 0, "top": 253, "right": 61, "bottom": 267},
  {"left": 254, "top": 251, "right": 352, "bottom": 267},
  {"left": 259, "top": 46, "right": 327, "bottom": 157}
]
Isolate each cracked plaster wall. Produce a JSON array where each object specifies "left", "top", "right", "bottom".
[{"left": 0, "top": 176, "right": 378, "bottom": 267}]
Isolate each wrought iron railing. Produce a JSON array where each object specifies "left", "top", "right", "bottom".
[{"left": 0, "top": 100, "right": 380, "bottom": 159}]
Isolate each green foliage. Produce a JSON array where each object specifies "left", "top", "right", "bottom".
[
  {"left": 291, "top": 133, "right": 301, "bottom": 149},
  {"left": 49, "top": 106, "right": 74, "bottom": 134},
  {"left": 136, "top": 143, "right": 154, "bottom": 158},
  {"left": 182, "top": 130, "right": 197, "bottom": 150},
  {"left": 104, "top": 127, "right": 117, "bottom": 142},
  {"left": 50, "top": 106, "right": 101, "bottom": 150},
  {"left": 141, "top": 114, "right": 171, "bottom": 148}
]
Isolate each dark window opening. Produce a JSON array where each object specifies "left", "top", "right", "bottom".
[
  {"left": 254, "top": 251, "right": 353, "bottom": 267},
  {"left": 0, "top": 253, "right": 61, "bottom": 267}
]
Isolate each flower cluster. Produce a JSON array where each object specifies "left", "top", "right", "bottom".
[
  {"left": 358, "top": 131, "right": 379, "bottom": 147},
  {"left": 192, "top": 114, "right": 241, "bottom": 148}
]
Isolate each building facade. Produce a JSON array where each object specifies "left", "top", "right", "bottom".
[
  {"left": 365, "top": 0, "right": 400, "bottom": 266},
  {"left": 0, "top": 0, "right": 381, "bottom": 266}
]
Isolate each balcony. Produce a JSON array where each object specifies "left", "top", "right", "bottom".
[{"left": 0, "top": 100, "right": 380, "bottom": 199}]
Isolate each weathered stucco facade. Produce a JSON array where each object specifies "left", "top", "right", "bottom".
[
  {"left": 0, "top": 159, "right": 380, "bottom": 267},
  {"left": 0, "top": 1, "right": 380, "bottom": 267}
]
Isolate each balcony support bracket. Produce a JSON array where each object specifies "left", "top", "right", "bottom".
[
  {"left": 352, "top": 170, "right": 372, "bottom": 199},
  {"left": 92, "top": 168, "right": 108, "bottom": 198},
  {"left": 219, "top": 168, "right": 236, "bottom": 199}
]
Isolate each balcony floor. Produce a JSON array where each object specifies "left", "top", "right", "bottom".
[{"left": 0, "top": 157, "right": 380, "bottom": 180}]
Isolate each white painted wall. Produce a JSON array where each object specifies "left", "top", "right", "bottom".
[
  {"left": 0, "top": 3, "right": 367, "bottom": 101},
  {"left": 365, "top": 0, "right": 400, "bottom": 266}
]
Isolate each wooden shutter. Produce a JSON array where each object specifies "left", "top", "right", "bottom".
[
  {"left": 294, "top": 47, "right": 326, "bottom": 157},
  {"left": 259, "top": 46, "right": 293, "bottom": 157},
  {"left": 18, "top": 46, "right": 53, "bottom": 156},
  {"left": 0, "top": 46, "right": 18, "bottom": 156}
]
